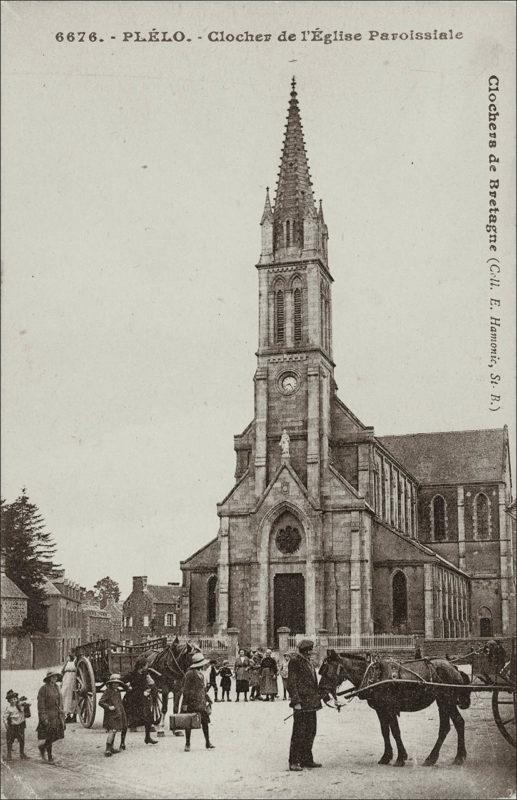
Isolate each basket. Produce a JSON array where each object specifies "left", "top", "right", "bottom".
[{"left": 169, "top": 713, "right": 201, "bottom": 732}]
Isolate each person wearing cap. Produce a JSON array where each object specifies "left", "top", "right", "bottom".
[
  {"left": 122, "top": 657, "right": 158, "bottom": 745},
  {"left": 3, "top": 690, "right": 30, "bottom": 761},
  {"left": 99, "top": 674, "right": 128, "bottom": 757},
  {"left": 219, "top": 660, "right": 233, "bottom": 702},
  {"left": 234, "top": 649, "right": 251, "bottom": 702},
  {"left": 180, "top": 652, "right": 215, "bottom": 752},
  {"left": 286, "top": 639, "right": 322, "bottom": 771},
  {"left": 36, "top": 670, "right": 65, "bottom": 764}
]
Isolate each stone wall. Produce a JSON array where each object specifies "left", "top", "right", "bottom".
[
  {"left": 1, "top": 598, "right": 28, "bottom": 628},
  {"left": 1, "top": 632, "right": 32, "bottom": 669}
]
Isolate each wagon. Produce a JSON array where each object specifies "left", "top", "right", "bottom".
[
  {"left": 72, "top": 637, "right": 167, "bottom": 728},
  {"left": 334, "top": 638, "right": 516, "bottom": 748}
]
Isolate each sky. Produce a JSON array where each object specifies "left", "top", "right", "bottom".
[{"left": 2, "top": 1, "right": 515, "bottom": 600}]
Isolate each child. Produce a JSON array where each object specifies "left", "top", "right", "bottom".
[
  {"left": 99, "top": 674, "right": 128, "bottom": 757},
  {"left": 3, "top": 690, "right": 30, "bottom": 761},
  {"left": 208, "top": 660, "right": 219, "bottom": 701},
  {"left": 219, "top": 660, "right": 233, "bottom": 702}
]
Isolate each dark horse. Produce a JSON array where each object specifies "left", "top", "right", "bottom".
[
  {"left": 319, "top": 651, "right": 471, "bottom": 766},
  {"left": 139, "top": 637, "right": 202, "bottom": 737}
]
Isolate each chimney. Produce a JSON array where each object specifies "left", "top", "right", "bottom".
[{"left": 133, "top": 576, "right": 147, "bottom": 592}]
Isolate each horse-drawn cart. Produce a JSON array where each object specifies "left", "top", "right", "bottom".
[
  {"left": 72, "top": 638, "right": 167, "bottom": 728},
  {"left": 320, "top": 637, "right": 516, "bottom": 763}
]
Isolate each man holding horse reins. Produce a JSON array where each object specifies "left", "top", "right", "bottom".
[{"left": 287, "top": 639, "right": 322, "bottom": 772}]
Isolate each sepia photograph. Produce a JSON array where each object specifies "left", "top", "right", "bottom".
[{"left": 1, "top": 2, "right": 515, "bottom": 798}]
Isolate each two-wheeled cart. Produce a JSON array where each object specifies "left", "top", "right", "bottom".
[{"left": 72, "top": 637, "right": 167, "bottom": 728}]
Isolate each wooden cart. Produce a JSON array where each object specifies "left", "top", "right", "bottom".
[{"left": 72, "top": 638, "right": 167, "bottom": 728}]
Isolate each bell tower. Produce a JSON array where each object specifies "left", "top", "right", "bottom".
[{"left": 254, "top": 78, "right": 334, "bottom": 504}]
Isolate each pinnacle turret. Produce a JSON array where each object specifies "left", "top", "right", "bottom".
[{"left": 260, "top": 186, "right": 273, "bottom": 224}]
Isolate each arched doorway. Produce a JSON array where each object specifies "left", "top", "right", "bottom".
[
  {"left": 478, "top": 606, "right": 493, "bottom": 637},
  {"left": 273, "top": 574, "right": 305, "bottom": 642}
]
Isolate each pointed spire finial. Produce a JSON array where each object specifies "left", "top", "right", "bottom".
[
  {"left": 261, "top": 185, "right": 273, "bottom": 224},
  {"left": 291, "top": 75, "right": 296, "bottom": 91}
]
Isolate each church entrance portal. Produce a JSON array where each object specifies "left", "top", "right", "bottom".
[{"left": 273, "top": 573, "right": 305, "bottom": 643}]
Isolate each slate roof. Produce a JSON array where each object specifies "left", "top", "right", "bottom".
[
  {"left": 147, "top": 584, "right": 182, "bottom": 604},
  {"left": 378, "top": 428, "right": 506, "bottom": 485},
  {"left": 1, "top": 574, "right": 28, "bottom": 600}
]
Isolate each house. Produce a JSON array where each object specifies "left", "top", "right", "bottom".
[
  {"left": 1, "top": 567, "right": 30, "bottom": 669},
  {"left": 122, "top": 577, "right": 182, "bottom": 644}
]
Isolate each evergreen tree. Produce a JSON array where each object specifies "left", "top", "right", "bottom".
[{"left": 1, "top": 490, "right": 58, "bottom": 631}]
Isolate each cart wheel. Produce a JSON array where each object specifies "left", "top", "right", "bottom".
[
  {"left": 76, "top": 656, "right": 97, "bottom": 728},
  {"left": 150, "top": 691, "right": 163, "bottom": 726},
  {"left": 492, "top": 690, "right": 516, "bottom": 748}
]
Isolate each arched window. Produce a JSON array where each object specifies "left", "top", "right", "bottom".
[
  {"left": 432, "top": 495, "right": 447, "bottom": 541},
  {"left": 392, "top": 571, "right": 407, "bottom": 626},
  {"left": 478, "top": 606, "right": 492, "bottom": 637},
  {"left": 474, "top": 493, "right": 490, "bottom": 539},
  {"left": 293, "top": 287, "right": 302, "bottom": 344},
  {"left": 207, "top": 576, "right": 217, "bottom": 625},
  {"left": 285, "top": 220, "right": 291, "bottom": 247},
  {"left": 275, "top": 290, "right": 285, "bottom": 344},
  {"left": 397, "top": 478, "right": 403, "bottom": 529}
]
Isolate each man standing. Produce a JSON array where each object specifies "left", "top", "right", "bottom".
[{"left": 287, "top": 639, "right": 322, "bottom": 771}]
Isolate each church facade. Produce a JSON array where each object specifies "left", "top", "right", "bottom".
[{"left": 180, "top": 81, "right": 515, "bottom": 648}]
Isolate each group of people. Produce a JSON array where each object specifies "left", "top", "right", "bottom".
[
  {"left": 3, "top": 639, "right": 323, "bottom": 771},
  {"left": 207, "top": 649, "right": 292, "bottom": 702}
]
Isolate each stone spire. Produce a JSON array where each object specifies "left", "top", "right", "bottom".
[
  {"left": 260, "top": 186, "right": 273, "bottom": 224},
  {"left": 274, "top": 77, "right": 316, "bottom": 221}
]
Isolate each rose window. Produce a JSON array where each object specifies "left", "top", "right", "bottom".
[{"left": 275, "top": 525, "right": 301, "bottom": 554}]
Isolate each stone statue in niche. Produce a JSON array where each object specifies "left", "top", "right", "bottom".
[{"left": 280, "top": 429, "right": 290, "bottom": 458}]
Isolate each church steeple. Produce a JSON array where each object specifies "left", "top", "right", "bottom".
[
  {"left": 260, "top": 78, "right": 328, "bottom": 266},
  {"left": 274, "top": 77, "right": 316, "bottom": 220}
]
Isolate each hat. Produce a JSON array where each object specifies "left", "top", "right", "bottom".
[
  {"left": 6, "top": 690, "right": 18, "bottom": 701},
  {"left": 44, "top": 669, "right": 61, "bottom": 682},
  {"left": 106, "top": 673, "right": 125, "bottom": 687},
  {"left": 298, "top": 639, "right": 314, "bottom": 652},
  {"left": 190, "top": 652, "right": 210, "bottom": 670}
]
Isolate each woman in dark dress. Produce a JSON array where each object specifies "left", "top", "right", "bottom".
[
  {"left": 260, "top": 650, "right": 278, "bottom": 701},
  {"left": 219, "top": 660, "right": 233, "bottom": 702},
  {"left": 122, "top": 658, "right": 158, "bottom": 744},
  {"left": 180, "top": 652, "right": 215, "bottom": 752},
  {"left": 234, "top": 649, "right": 251, "bottom": 702},
  {"left": 37, "top": 670, "right": 65, "bottom": 764}
]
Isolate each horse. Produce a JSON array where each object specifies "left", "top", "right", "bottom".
[
  {"left": 139, "top": 637, "right": 202, "bottom": 737},
  {"left": 318, "top": 650, "right": 471, "bottom": 767}
]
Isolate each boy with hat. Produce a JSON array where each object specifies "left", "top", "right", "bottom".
[
  {"left": 287, "top": 639, "right": 322, "bottom": 771},
  {"left": 3, "top": 690, "right": 30, "bottom": 761},
  {"left": 181, "top": 651, "right": 215, "bottom": 752},
  {"left": 99, "top": 674, "right": 128, "bottom": 757}
]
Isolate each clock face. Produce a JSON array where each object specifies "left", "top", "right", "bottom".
[{"left": 281, "top": 374, "right": 298, "bottom": 394}]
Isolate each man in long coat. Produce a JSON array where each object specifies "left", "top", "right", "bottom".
[{"left": 287, "top": 639, "right": 322, "bottom": 771}]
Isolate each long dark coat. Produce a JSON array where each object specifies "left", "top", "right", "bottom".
[
  {"left": 99, "top": 686, "right": 128, "bottom": 731},
  {"left": 121, "top": 669, "right": 154, "bottom": 727},
  {"left": 260, "top": 656, "right": 278, "bottom": 695},
  {"left": 36, "top": 683, "right": 65, "bottom": 743},
  {"left": 287, "top": 653, "right": 322, "bottom": 710},
  {"left": 180, "top": 668, "right": 211, "bottom": 721}
]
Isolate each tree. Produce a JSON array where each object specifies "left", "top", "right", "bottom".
[
  {"left": 94, "top": 576, "right": 120, "bottom": 606},
  {"left": 1, "top": 490, "right": 58, "bottom": 631}
]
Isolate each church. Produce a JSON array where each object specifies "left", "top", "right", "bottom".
[{"left": 180, "top": 80, "right": 515, "bottom": 648}]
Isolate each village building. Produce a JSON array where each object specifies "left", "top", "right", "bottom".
[
  {"left": 180, "top": 80, "right": 515, "bottom": 647},
  {"left": 41, "top": 569, "right": 83, "bottom": 663},
  {"left": 122, "top": 576, "right": 182, "bottom": 644},
  {"left": 1, "top": 565, "right": 30, "bottom": 669}
]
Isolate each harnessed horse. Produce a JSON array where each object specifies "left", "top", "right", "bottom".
[
  {"left": 140, "top": 638, "right": 202, "bottom": 737},
  {"left": 318, "top": 650, "right": 471, "bottom": 766}
]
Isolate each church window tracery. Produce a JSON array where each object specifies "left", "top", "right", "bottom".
[
  {"left": 392, "top": 571, "right": 407, "bottom": 626},
  {"left": 207, "top": 575, "right": 217, "bottom": 625},
  {"left": 473, "top": 492, "right": 491, "bottom": 539},
  {"left": 431, "top": 495, "right": 447, "bottom": 541}
]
